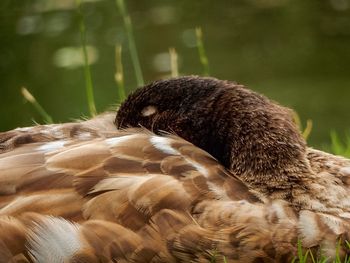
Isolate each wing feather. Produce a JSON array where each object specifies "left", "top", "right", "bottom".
[{"left": 1, "top": 117, "right": 350, "bottom": 261}]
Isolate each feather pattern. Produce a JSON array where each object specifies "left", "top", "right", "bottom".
[{"left": 1, "top": 113, "right": 350, "bottom": 262}]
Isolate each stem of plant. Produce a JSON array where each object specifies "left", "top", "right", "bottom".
[
  {"left": 76, "top": 0, "right": 97, "bottom": 117},
  {"left": 116, "top": 0, "right": 144, "bottom": 86},
  {"left": 169, "top": 47, "right": 179, "bottom": 77},
  {"left": 21, "top": 87, "right": 53, "bottom": 124},
  {"left": 115, "top": 44, "right": 126, "bottom": 102},
  {"left": 302, "top": 119, "right": 313, "bottom": 141},
  {"left": 195, "top": 27, "right": 210, "bottom": 76}
]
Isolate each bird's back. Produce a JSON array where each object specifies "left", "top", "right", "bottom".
[{"left": 0, "top": 113, "right": 350, "bottom": 262}]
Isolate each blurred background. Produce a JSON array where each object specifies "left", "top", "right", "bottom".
[{"left": 0, "top": 0, "right": 349, "bottom": 150}]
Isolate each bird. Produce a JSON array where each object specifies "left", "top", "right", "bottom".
[
  {"left": 116, "top": 76, "right": 350, "bottom": 214},
  {"left": 0, "top": 76, "right": 349, "bottom": 262}
]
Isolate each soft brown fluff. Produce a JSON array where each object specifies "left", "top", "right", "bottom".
[
  {"left": 115, "top": 77, "right": 350, "bottom": 215},
  {"left": 115, "top": 76, "right": 333, "bottom": 205},
  {"left": 0, "top": 77, "right": 350, "bottom": 262}
]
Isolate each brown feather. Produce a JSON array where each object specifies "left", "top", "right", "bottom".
[
  {"left": 1, "top": 77, "right": 350, "bottom": 261},
  {"left": 1, "top": 121, "right": 350, "bottom": 262}
]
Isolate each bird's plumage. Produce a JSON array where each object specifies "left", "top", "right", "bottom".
[
  {"left": 1, "top": 76, "right": 350, "bottom": 262},
  {"left": 115, "top": 76, "right": 310, "bottom": 201},
  {"left": 115, "top": 76, "right": 350, "bottom": 215},
  {"left": 1, "top": 112, "right": 350, "bottom": 262}
]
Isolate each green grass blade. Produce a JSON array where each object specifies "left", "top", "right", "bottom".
[
  {"left": 292, "top": 111, "right": 313, "bottom": 141},
  {"left": 296, "top": 239, "right": 309, "bottom": 263},
  {"left": 21, "top": 87, "right": 53, "bottom": 124},
  {"left": 76, "top": 0, "right": 97, "bottom": 117},
  {"left": 330, "top": 130, "right": 346, "bottom": 156},
  {"left": 344, "top": 133, "right": 350, "bottom": 157},
  {"left": 292, "top": 111, "right": 302, "bottom": 130},
  {"left": 114, "top": 44, "right": 126, "bottom": 102},
  {"left": 345, "top": 240, "right": 350, "bottom": 249},
  {"left": 116, "top": 0, "right": 144, "bottom": 86},
  {"left": 335, "top": 239, "right": 342, "bottom": 263},
  {"left": 195, "top": 27, "right": 210, "bottom": 76},
  {"left": 169, "top": 47, "right": 179, "bottom": 77},
  {"left": 309, "top": 249, "right": 316, "bottom": 263},
  {"left": 302, "top": 119, "right": 313, "bottom": 141}
]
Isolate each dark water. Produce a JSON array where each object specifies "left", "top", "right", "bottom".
[{"left": 1, "top": 0, "right": 350, "bottom": 148}]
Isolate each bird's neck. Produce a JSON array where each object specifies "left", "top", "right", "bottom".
[{"left": 238, "top": 159, "right": 312, "bottom": 201}]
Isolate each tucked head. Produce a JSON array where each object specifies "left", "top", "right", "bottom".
[{"left": 115, "top": 76, "right": 310, "bottom": 192}]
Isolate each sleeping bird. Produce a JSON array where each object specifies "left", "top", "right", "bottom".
[{"left": 0, "top": 76, "right": 349, "bottom": 262}]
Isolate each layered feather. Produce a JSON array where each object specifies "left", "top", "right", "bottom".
[{"left": 0, "top": 113, "right": 350, "bottom": 262}]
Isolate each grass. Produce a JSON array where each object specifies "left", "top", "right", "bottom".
[
  {"left": 19, "top": 1, "right": 350, "bottom": 262},
  {"left": 21, "top": 87, "right": 53, "bottom": 124},
  {"left": 115, "top": 0, "right": 144, "bottom": 87},
  {"left": 291, "top": 240, "right": 350, "bottom": 263},
  {"left": 195, "top": 27, "right": 210, "bottom": 76},
  {"left": 211, "top": 240, "right": 350, "bottom": 263},
  {"left": 169, "top": 47, "right": 179, "bottom": 77},
  {"left": 330, "top": 131, "right": 350, "bottom": 158},
  {"left": 293, "top": 111, "right": 313, "bottom": 141},
  {"left": 114, "top": 44, "right": 126, "bottom": 103},
  {"left": 76, "top": 0, "right": 97, "bottom": 117}
]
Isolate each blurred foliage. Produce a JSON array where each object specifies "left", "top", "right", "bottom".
[
  {"left": 291, "top": 239, "right": 350, "bottom": 263},
  {"left": 330, "top": 131, "right": 350, "bottom": 157},
  {"left": 0, "top": 0, "right": 350, "bottom": 150}
]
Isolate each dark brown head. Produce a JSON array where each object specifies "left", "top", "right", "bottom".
[{"left": 115, "top": 76, "right": 310, "bottom": 192}]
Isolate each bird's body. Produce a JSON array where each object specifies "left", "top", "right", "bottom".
[
  {"left": 0, "top": 76, "right": 350, "bottom": 262},
  {"left": 116, "top": 76, "right": 350, "bottom": 214}
]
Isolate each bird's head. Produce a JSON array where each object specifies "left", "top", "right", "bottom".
[
  {"left": 115, "top": 76, "right": 225, "bottom": 137},
  {"left": 115, "top": 76, "right": 310, "bottom": 193}
]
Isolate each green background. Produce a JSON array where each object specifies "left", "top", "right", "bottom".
[{"left": 1, "top": 0, "right": 350, "bottom": 149}]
